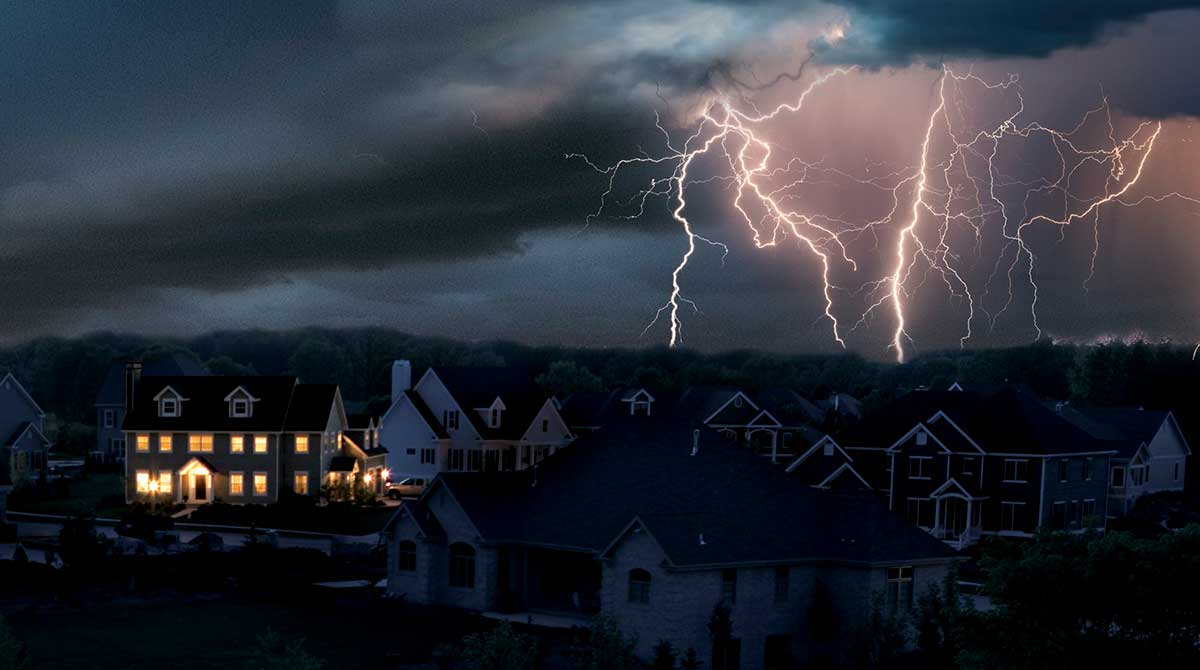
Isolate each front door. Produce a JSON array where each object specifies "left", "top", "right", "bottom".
[
  {"left": 942, "top": 498, "right": 967, "bottom": 536},
  {"left": 193, "top": 474, "right": 208, "bottom": 502}
]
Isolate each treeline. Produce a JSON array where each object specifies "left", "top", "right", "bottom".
[{"left": 3, "top": 328, "right": 1200, "bottom": 440}]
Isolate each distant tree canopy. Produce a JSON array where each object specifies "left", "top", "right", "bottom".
[{"left": 3, "top": 329, "right": 1200, "bottom": 455}]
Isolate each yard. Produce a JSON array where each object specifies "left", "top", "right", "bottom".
[
  {"left": 3, "top": 593, "right": 489, "bottom": 669},
  {"left": 7, "top": 474, "right": 125, "bottom": 518}
]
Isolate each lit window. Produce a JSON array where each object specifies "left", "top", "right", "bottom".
[
  {"left": 188, "top": 434, "right": 213, "bottom": 453},
  {"left": 158, "top": 471, "right": 173, "bottom": 495},
  {"left": 254, "top": 435, "right": 268, "bottom": 454},
  {"left": 135, "top": 470, "right": 150, "bottom": 493},
  {"left": 231, "top": 435, "right": 244, "bottom": 454},
  {"left": 398, "top": 541, "right": 417, "bottom": 572},
  {"left": 294, "top": 472, "right": 309, "bottom": 495},
  {"left": 449, "top": 543, "right": 476, "bottom": 589},
  {"left": 1003, "top": 459, "right": 1029, "bottom": 483},
  {"left": 136, "top": 434, "right": 150, "bottom": 453},
  {"left": 886, "top": 566, "right": 914, "bottom": 613},
  {"left": 230, "top": 472, "right": 244, "bottom": 495},
  {"left": 295, "top": 435, "right": 308, "bottom": 454},
  {"left": 253, "top": 472, "right": 268, "bottom": 496},
  {"left": 159, "top": 433, "right": 172, "bottom": 452},
  {"left": 628, "top": 568, "right": 651, "bottom": 603}
]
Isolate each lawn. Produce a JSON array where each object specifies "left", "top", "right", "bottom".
[
  {"left": 187, "top": 502, "right": 397, "bottom": 536},
  {"left": 4, "top": 593, "right": 489, "bottom": 670},
  {"left": 7, "top": 474, "right": 125, "bottom": 518}
]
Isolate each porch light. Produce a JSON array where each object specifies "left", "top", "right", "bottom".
[
  {"left": 382, "top": 468, "right": 391, "bottom": 481},
  {"left": 149, "top": 480, "right": 160, "bottom": 494},
  {"left": 364, "top": 474, "right": 373, "bottom": 484}
]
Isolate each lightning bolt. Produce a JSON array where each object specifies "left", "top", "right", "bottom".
[{"left": 574, "top": 63, "right": 1200, "bottom": 361}]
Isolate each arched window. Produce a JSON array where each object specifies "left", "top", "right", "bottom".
[
  {"left": 397, "top": 540, "right": 417, "bottom": 572},
  {"left": 628, "top": 568, "right": 651, "bottom": 603},
  {"left": 449, "top": 543, "right": 476, "bottom": 589}
]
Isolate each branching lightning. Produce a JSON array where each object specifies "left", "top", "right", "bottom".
[{"left": 573, "top": 64, "right": 1200, "bottom": 361}]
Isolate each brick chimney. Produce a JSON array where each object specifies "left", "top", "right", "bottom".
[{"left": 124, "top": 361, "right": 143, "bottom": 413}]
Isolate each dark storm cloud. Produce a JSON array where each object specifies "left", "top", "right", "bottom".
[{"left": 815, "top": 1, "right": 1200, "bottom": 66}]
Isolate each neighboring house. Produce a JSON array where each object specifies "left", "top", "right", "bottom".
[
  {"left": 0, "top": 372, "right": 51, "bottom": 488},
  {"left": 95, "top": 354, "right": 208, "bottom": 462},
  {"left": 345, "top": 412, "right": 388, "bottom": 495},
  {"left": 560, "top": 385, "right": 828, "bottom": 465},
  {"left": 122, "top": 366, "right": 357, "bottom": 504},
  {"left": 378, "top": 361, "right": 573, "bottom": 480},
  {"left": 383, "top": 417, "right": 956, "bottom": 670},
  {"left": 784, "top": 435, "right": 873, "bottom": 491},
  {"left": 1057, "top": 405, "right": 1190, "bottom": 516},
  {"left": 841, "top": 386, "right": 1115, "bottom": 547}
]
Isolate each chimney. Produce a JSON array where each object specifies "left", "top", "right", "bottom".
[
  {"left": 391, "top": 360, "right": 412, "bottom": 403},
  {"left": 124, "top": 361, "right": 143, "bottom": 413}
]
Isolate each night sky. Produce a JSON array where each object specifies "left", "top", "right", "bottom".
[{"left": 3, "top": 1, "right": 1200, "bottom": 357}]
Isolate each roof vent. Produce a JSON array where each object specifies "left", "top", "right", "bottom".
[{"left": 691, "top": 429, "right": 700, "bottom": 456}]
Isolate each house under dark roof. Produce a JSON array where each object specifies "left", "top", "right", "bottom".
[
  {"left": 841, "top": 386, "right": 1112, "bottom": 456},
  {"left": 122, "top": 376, "right": 337, "bottom": 433},
  {"left": 96, "top": 354, "right": 209, "bottom": 406},
  {"left": 408, "top": 415, "right": 955, "bottom": 567},
  {"left": 1058, "top": 406, "right": 1172, "bottom": 459},
  {"left": 431, "top": 366, "right": 549, "bottom": 440}
]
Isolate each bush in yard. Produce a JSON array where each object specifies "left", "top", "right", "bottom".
[
  {"left": 242, "top": 628, "right": 323, "bottom": 670},
  {"left": 570, "top": 616, "right": 638, "bottom": 670},
  {"left": 0, "top": 616, "right": 31, "bottom": 670},
  {"left": 57, "top": 513, "right": 110, "bottom": 570},
  {"left": 651, "top": 640, "right": 677, "bottom": 670},
  {"left": 679, "top": 648, "right": 702, "bottom": 670},
  {"left": 460, "top": 621, "right": 539, "bottom": 670}
]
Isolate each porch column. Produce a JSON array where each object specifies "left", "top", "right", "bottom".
[
  {"left": 966, "top": 499, "right": 973, "bottom": 537},
  {"left": 933, "top": 498, "right": 941, "bottom": 536},
  {"left": 771, "top": 432, "right": 778, "bottom": 464}
]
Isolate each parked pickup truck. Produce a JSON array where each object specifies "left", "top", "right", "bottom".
[{"left": 384, "top": 477, "right": 428, "bottom": 500}]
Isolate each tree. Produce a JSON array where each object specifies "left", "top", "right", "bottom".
[
  {"left": 536, "top": 360, "right": 604, "bottom": 397},
  {"left": 57, "top": 513, "right": 109, "bottom": 570},
  {"left": 571, "top": 616, "right": 638, "bottom": 670},
  {"left": 460, "top": 622, "right": 539, "bottom": 670},
  {"left": 242, "top": 628, "right": 323, "bottom": 670},
  {"left": 679, "top": 648, "right": 703, "bottom": 670},
  {"left": 915, "top": 565, "right": 963, "bottom": 669},
  {"left": 0, "top": 617, "right": 30, "bottom": 670},
  {"left": 853, "top": 591, "right": 907, "bottom": 670},
  {"left": 651, "top": 640, "right": 678, "bottom": 670}
]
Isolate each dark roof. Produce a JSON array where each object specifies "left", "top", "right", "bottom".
[
  {"left": 431, "top": 367, "right": 549, "bottom": 439},
  {"left": 283, "top": 384, "right": 339, "bottom": 431},
  {"left": 425, "top": 416, "right": 955, "bottom": 567},
  {"left": 560, "top": 386, "right": 825, "bottom": 431},
  {"left": 1058, "top": 406, "right": 1172, "bottom": 459},
  {"left": 345, "top": 413, "right": 373, "bottom": 429},
  {"left": 386, "top": 500, "right": 445, "bottom": 537},
  {"left": 559, "top": 390, "right": 622, "bottom": 428},
  {"left": 841, "top": 386, "right": 1113, "bottom": 456},
  {"left": 404, "top": 390, "right": 450, "bottom": 440},
  {"left": 95, "top": 355, "right": 209, "bottom": 406},
  {"left": 5, "top": 422, "right": 32, "bottom": 447},
  {"left": 329, "top": 456, "right": 358, "bottom": 473},
  {"left": 122, "top": 376, "right": 336, "bottom": 433},
  {"left": 757, "top": 388, "right": 824, "bottom": 425}
]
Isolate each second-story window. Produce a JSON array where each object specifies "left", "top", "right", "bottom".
[
  {"left": 231, "top": 435, "right": 244, "bottom": 454},
  {"left": 721, "top": 569, "right": 737, "bottom": 605},
  {"left": 1058, "top": 459, "right": 1070, "bottom": 482},
  {"left": 188, "top": 434, "right": 213, "bottom": 453},
  {"left": 1083, "top": 458, "right": 1093, "bottom": 481},
  {"left": 542, "top": 419, "right": 550, "bottom": 432},
  {"left": 1003, "top": 459, "right": 1029, "bottom": 483},
  {"left": 628, "top": 569, "right": 651, "bottom": 604},
  {"left": 158, "top": 433, "right": 172, "bottom": 452},
  {"left": 443, "top": 410, "right": 460, "bottom": 430},
  {"left": 908, "top": 456, "right": 932, "bottom": 480},
  {"left": 1111, "top": 466, "right": 1126, "bottom": 488},
  {"left": 960, "top": 457, "right": 976, "bottom": 476},
  {"left": 254, "top": 435, "right": 268, "bottom": 454},
  {"left": 420, "top": 448, "right": 436, "bottom": 465},
  {"left": 103, "top": 409, "right": 115, "bottom": 428},
  {"left": 295, "top": 435, "right": 309, "bottom": 454},
  {"left": 490, "top": 408, "right": 500, "bottom": 427},
  {"left": 136, "top": 434, "right": 150, "bottom": 453}
]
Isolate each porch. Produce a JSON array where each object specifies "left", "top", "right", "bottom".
[{"left": 929, "top": 482, "right": 985, "bottom": 549}]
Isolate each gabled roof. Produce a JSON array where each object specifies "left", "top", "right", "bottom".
[
  {"left": 5, "top": 421, "right": 49, "bottom": 448},
  {"left": 329, "top": 456, "right": 358, "bottom": 473},
  {"left": 842, "top": 386, "right": 1113, "bottom": 456},
  {"left": 815, "top": 463, "right": 873, "bottom": 490},
  {"left": 756, "top": 388, "right": 825, "bottom": 425},
  {"left": 414, "top": 416, "right": 955, "bottom": 567},
  {"left": 382, "top": 499, "right": 445, "bottom": 538},
  {"left": 95, "top": 354, "right": 209, "bottom": 406},
  {"left": 123, "top": 376, "right": 305, "bottom": 432},
  {"left": 0, "top": 373, "right": 45, "bottom": 418},
  {"left": 427, "top": 367, "right": 550, "bottom": 440},
  {"left": 1057, "top": 405, "right": 1186, "bottom": 459},
  {"left": 282, "top": 384, "right": 340, "bottom": 432}
]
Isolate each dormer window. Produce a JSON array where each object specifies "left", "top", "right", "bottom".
[
  {"left": 224, "top": 386, "right": 259, "bottom": 419},
  {"left": 153, "top": 386, "right": 186, "bottom": 418},
  {"left": 490, "top": 408, "right": 500, "bottom": 428},
  {"left": 624, "top": 389, "right": 655, "bottom": 416}
]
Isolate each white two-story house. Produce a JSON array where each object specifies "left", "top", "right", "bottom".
[{"left": 378, "top": 361, "right": 573, "bottom": 481}]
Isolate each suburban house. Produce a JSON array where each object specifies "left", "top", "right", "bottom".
[
  {"left": 840, "top": 386, "right": 1115, "bottom": 547},
  {"left": 383, "top": 416, "right": 957, "bottom": 670},
  {"left": 95, "top": 354, "right": 208, "bottom": 462},
  {"left": 0, "top": 372, "right": 51, "bottom": 488},
  {"left": 345, "top": 412, "right": 388, "bottom": 495},
  {"left": 378, "top": 361, "right": 573, "bottom": 481},
  {"left": 560, "top": 385, "right": 828, "bottom": 465},
  {"left": 121, "top": 365, "right": 362, "bottom": 504},
  {"left": 783, "top": 435, "right": 874, "bottom": 491},
  {"left": 1057, "top": 405, "right": 1190, "bottom": 516}
]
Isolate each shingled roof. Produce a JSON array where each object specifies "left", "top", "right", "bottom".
[
  {"left": 95, "top": 354, "right": 209, "bottom": 406},
  {"left": 842, "top": 386, "right": 1114, "bottom": 456},
  {"left": 1058, "top": 406, "right": 1180, "bottom": 459},
  {"left": 417, "top": 415, "right": 955, "bottom": 568},
  {"left": 430, "top": 367, "right": 549, "bottom": 440},
  {"left": 122, "top": 376, "right": 338, "bottom": 433}
]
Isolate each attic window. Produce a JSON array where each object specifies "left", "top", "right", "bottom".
[
  {"left": 490, "top": 408, "right": 500, "bottom": 428},
  {"left": 915, "top": 431, "right": 928, "bottom": 446},
  {"left": 159, "top": 397, "right": 179, "bottom": 418},
  {"left": 823, "top": 442, "right": 835, "bottom": 457},
  {"left": 231, "top": 398, "right": 250, "bottom": 418},
  {"left": 733, "top": 396, "right": 743, "bottom": 408}
]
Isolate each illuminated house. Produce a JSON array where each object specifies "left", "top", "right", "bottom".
[
  {"left": 383, "top": 419, "right": 956, "bottom": 670},
  {"left": 377, "top": 361, "right": 573, "bottom": 481},
  {"left": 0, "top": 372, "right": 51, "bottom": 489},
  {"left": 841, "top": 385, "right": 1116, "bottom": 547},
  {"left": 121, "top": 365, "right": 362, "bottom": 504}
]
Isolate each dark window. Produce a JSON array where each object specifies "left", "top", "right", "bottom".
[
  {"left": 773, "top": 567, "right": 789, "bottom": 604},
  {"left": 542, "top": 419, "right": 549, "bottom": 432},
  {"left": 764, "top": 635, "right": 791, "bottom": 670},
  {"left": 448, "top": 449, "right": 465, "bottom": 471},
  {"left": 1000, "top": 502, "right": 1024, "bottom": 532},
  {"left": 722, "top": 568, "right": 737, "bottom": 604},
  {"left": 1058, "top": 459, "right": 1070, "bottom": 482},
  {"left": 1081, "top": 499, "right": 1097, "bottom": 523},
  {"left": 906, "top": 498, "right": 933, "bottom": 527},
  {"left": 1051, "top": 502, "right": 1068, "bottom": 530},
  {"left": 1111, "top": 466, "right": 1125, "bottom": 487},
  {"left": 103, "top": 409, "right": 115, "bottom": 428},
  {"left": 468, "top": 450, "right": 483, "bottom": 471},
  {"left": 406, "top": 448, "right": 416, "bottom": 456},
  {"left": 449, "top": 543, "right": 476, "bottom": 589},
  {"left": 960, "top": 457, "right": 976, "bottom": 476},
  {"left": 1082, "top": 458, "right": 1093, "bottom": 481},
  {"left": 908, "top": 456, "right": 932, "bottom": 479},
  {"left": 1175, "top": 463, "right": 1181, "bottom": 481},
  {"left": 420, "top": 448, "right": 436, "bottom": 465},
  {"left": 1003, "top": 459, "right": 1029, "bottom": 482},
  {"left": 442, "top": 410, "right": 459, "bottom": 430},
  {"left": 886, "top": 566, "right": 913, "bottom": 614},
  {"left": 628, "top": 568, "right": 651, "bottom": 603},
  {"left": 490, "top": 408, "right": 499, "bottom": 427},
  {"left": 397, "top": 540, "right": 417, "bottom": 571}
]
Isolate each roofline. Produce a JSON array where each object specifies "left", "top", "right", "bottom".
[
  {"left": 785, "top": 435, "right": 848, "bottom": 473},
  {"left": 814, "top": 462, "right": 873, "bottom": 490},
  {"left": 886, "top": 422, "right": 952, "bottom": 453},
  {"left": 926, "top": 411, "right": 986, "bottom": 453},
  {"left": 598, "top": 515, "right": 675, "bottom": 566},
  {"left": 1, "top": 373, "right": 46, "bottom": 418},
  {"left": 701, "top": 390, "right": 760, "bottom": 425},
  {"left": 7, "top": 421, "right": 50, "bottom": 448},
  {"left": 657, "top": 555, "right": 960, "bottom": 572},
  {"left": 222, "top": 385, "right": 262, "bottom": 402},
  {"left": 1163, "top": 411, "right": 1193, "bottom": 456}
]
